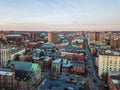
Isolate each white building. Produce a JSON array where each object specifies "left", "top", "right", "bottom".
[
  {"left": 0, "top": 46, "right": 25, "bottom": 67},
  {"left": 52, "top": 58, "right": 72, "bottom": 73},
  {"left": 98, "top": 51, "right": 120, "bottom": 79},
  {"left": 52, "top": 59, "right": 62, "bottom": 73},
  {"left": 0, "top": 46, "right": 10, "bottom": 67}
]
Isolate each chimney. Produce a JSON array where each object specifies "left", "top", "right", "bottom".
[{"left": 10, "top": 64, "right": 15, "bottom": 72}]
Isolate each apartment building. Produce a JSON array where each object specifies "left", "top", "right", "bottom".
[
  {"left": 110, "top": 37, "right": 120, "bottom": 48},
  {"left": 98, "top": 51, "right": 120, "bottom": 79},
  {"left": 107, "top": 72, "right": 120, "bottom": 90},
  {"left": 0, "top": 46, "right": 25, "bottom": 67},
  {"left": 88, "top": 32, "right": 105, "bottom": 44},
  {"left": 48, "top": 32, "right": 57, "bottom": 44},
  {"left": 0, "top": 46, "right": 11, "bottom": 67},
  {"left": 7, "top": 61, "right": 41, "bottom": 84},
  {"left": 0, "top": 33, "right": 6, "bottom": 42},
  {"left": 0, "top": 69, "right": 17, "bottom": 90},
  {"left": 51, "top": 58, "right": 62, "bottom": 73}
]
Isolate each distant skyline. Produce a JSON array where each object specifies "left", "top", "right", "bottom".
[{"left": 0, "top": 0, "right": 120, "bottom": 31}]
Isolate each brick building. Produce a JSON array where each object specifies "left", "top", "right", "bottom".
[
  {"left": 88, "top": 32, "right": 105, "bottom": 43},
  {"left": 48, "top": 32, "right": 57, "bottom": 44},
  {"left": 0, "top": 69, "right": 17, "bottom": 90},
  {"left": 62, "top": 64, "right": 73, "bottom": 74},
  {"left": 25, "top": 41, "right": 41, "bottom": 49},
  {"left": 108, "top": 72, "right": 120, "bottom": 90},
  {"left": 33, "top": 56, "right": 52, "bottom": 70},
  {"left": 7, "top": 61, "right": 41, "bottom": 87},
  {"left": 110, "top": 37, "right": 120, "bottom": 48},
  {"left": 71, "top": 60, "right": 86, "bottom": 75}
]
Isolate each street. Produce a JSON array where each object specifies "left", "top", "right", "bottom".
[{"left": 84, "top": 37, "right": 101, "bottom": 90}]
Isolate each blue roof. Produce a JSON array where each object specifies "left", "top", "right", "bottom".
[{"left": 7, "top": 61, "right": 32, "bottom": 71}]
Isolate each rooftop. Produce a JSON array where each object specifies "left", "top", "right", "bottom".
[
  {"left": 7, "top": 61, "right": 38, "bottom": 74},
  {"left": 6, "top": 34, "right": 22, "bottom": 37},
  {"left": 0, "top": 71, "right": 14, "bottom": 76},
  {"left": 52, "top": 58, "right": 62, "bottom": 64},
  {"left": 62, "top": 63, "right": 73, "bottom": 68},
  {"left": 56, "top": 42, "right": 69, "bottom": 46},
  {"left": 108, "top": 72, "right": 120, "bottom": 76},
  {"left": 44, "top": 56, "right": 51, "bottom": 61},
  {"left": 44, "top": 42, "right": 55, "bottom": 45},
  {"left": 72, "top": 39, "right": 84, "bottom": 43},
  {"left": 100, "top": 51, "right": 120, "bottom": 56},
  {"left": 108, "top": 72, "right": 120, "bottom": 89},
  {"left": 61, "top": 52, "right": 84, "bottom": 56}
]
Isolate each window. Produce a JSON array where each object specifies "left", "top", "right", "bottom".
[
  {"left": 109, "top": 68, "right": 112, "bottom": 71},
  {"left": 110, "top": 64, "right": 112, "bottom": 66},
  {"left": 103, "top": 61, "right": 105, "bottom": 64},
  {"left": 103, "top": 69, "right": 104, "bottom": 71},
  {"left": 110, "top": 60, "right": 112, "bottom": 64}
]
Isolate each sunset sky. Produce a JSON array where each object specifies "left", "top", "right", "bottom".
[{"left": 0, "top": 0, "right": 120, "bottom": 31}]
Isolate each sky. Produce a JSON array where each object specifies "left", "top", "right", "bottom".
[{"left": 0, "top": 0, "right": 120, "bottom": 31}]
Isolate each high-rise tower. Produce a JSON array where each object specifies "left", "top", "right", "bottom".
[{"left": 48, "top": 32, "right": 57, "bottom": 44}]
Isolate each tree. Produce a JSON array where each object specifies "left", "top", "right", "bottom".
[
  {"left": 39, "top": 51, "right": 44, "bottom": 57},
  {"left": 76, "top": 41, "right": 79, "bottom": 44},
  {"left": 51, "top": 48, "right": 55, "bottom": 53},
  {"left": 14, "top": 54, "right": 20, "bottom": 61},
  {"left": 101, "top": 73, "right": 107, "bottom": 80}
]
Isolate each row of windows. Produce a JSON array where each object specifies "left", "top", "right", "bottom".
[
  {"left": 102, "top": 65, "right": 120, "bottom": 70},
  {"left": 102, "top": 68, "right": 120, "bottom": 72},
  {"left": 102, "top": 60, "right": 120, "bottom": 63},
  {"left": 102, "top": 56, "right": 119, "bottom": 59},
  {"left": 103, "top": 61, "right": 120, "bottom": 64},
  {"left": 103, "top": 63, "right": 120, "bottom": 65},
  {"left": 102, "top": 63, "right": 120, "bottom": 66}
]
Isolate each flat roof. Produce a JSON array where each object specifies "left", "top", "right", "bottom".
[
  {"left": 63, "top": 64, "right": 72, "bottom": 68},
  {"left": 61, "top": 52, "right": 84, "bottom": 55},
  {"left": 0, "top": 71, "right": 14, "bottom": 76},
  {"left": 100, "top": 53, "right": 120, "bottom": 56},
  {"left": 44, "top": 42, "right": 55, "bottom": 45},
  {"left": 72, "top": 39, "right": 83, "bottom": 43},
  {"left": 44, "top": 56, "right": 51, "bottom": 61},
  {"left": 32, "top": 56, "right": 40, "bottom": 60},
  {"left": 6, "top": 34, "right": 22, "bottom": 37},
  {"left": 108, "top": 72, "right": 120, "bottom": 89},
  {"left": 108, "top": 72, "right": 120, "bottom": 76},
  {"left": 52, "top": 59, "right": 61, "bottom": 64}
]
